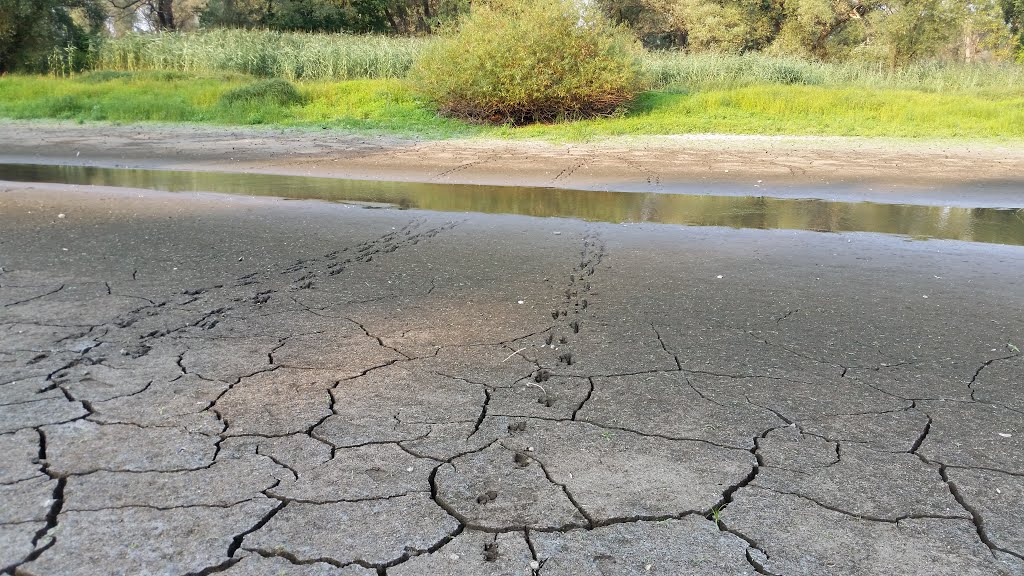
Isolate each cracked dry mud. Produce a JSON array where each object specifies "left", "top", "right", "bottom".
[{"left": 1, "top": 182, "right": 1023, "bottom": 576}]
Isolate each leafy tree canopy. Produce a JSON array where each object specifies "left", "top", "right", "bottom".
[{"left": 0, "top": 0, "right": 104, "bottom": 72}]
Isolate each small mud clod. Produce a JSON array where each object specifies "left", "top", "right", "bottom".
[
  {"left": 570, "top": 321, "right": 580, "bottom": 334},
  {"left": 538, "top": 393, "right": 554, "bottom": 407},
  {"left": 551, "top": 310, "right": 560, "bottom": 320},
  {"left": 514, "top": 452, "right": 531, "bottom": 467},
  {"left": 508, "top": 421, "right": 527, "bottom": 434},
  {"left": 476, "top": 490, "right": 499, "bottom": 505},
  {"left": 120, "top": 344, "right": 151, "bottom": 359},
  {"left": 559, "top": 336, "right": 568, "bottom": 344},
  {"left": 483, "top": 542, "right": 500, "bottom": 562},
  {"left": 558, "top": 353, "right": 574, "bottom": 366},
  {"left": 545, "top": 334, "right": 554, "bottom": 345},
  {"left": 533, "top": 369, "right": 550, "bottom": 383}
]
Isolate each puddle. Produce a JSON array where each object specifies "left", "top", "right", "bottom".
[{"left": 2, "top": 163, "right": 1023, "bottom": 246}]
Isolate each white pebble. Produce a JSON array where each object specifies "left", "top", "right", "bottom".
[
  {"left": 716, "top": 275, "right": 723, "bottom": 279},
  {"left": 406, "top": 467, "right": 415, "bottom": 472},
  {"left": 57, "top": 213, "right": 66, "bottom": 219},
  {"left": 530, "top": 561, "right": 540, "bottom": 570},
  {"left": 449, "top": 553, "right": 460, "bottom": 560},
  {"left": 518, "top": 300, "right": 525, "bottom": 305},
  {"left": 998, "top": 433, "right": 1012, "bottom": 438}
]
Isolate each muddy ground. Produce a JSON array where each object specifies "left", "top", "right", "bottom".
[
  {"left": 1, "top": 167, "right": 1023, "bottom": 576},
  {"left": 2, "top": 121, "right": 1024, "bottom": 207},
  {"left": 2, "top": 122, "right": 1024, "bottom": 575}
]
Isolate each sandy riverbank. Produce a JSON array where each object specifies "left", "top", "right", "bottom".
[{"left": 2, "top": 120, "right": 1023, "bottom": 207}]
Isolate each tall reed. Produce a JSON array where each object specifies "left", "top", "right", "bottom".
[
  {"left": 644, "top": 51, "right": 1024, "bottom": 94},
  {"left": 91, "top": 29, "right": 1024, "bottom": 94},
  {"left": 95, "top": 29, "right": 428, "bottom": 81}
]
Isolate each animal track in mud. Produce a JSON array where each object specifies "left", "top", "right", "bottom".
[
  {"left": 476, "top": 490, "right": 499, "bottom": 505},
  {"left": 552, "top": 159, "right": 587, "bottom": 183},
  {"left": 540, "top": 230, "right": 606, "bottom": 373},
  {"left": 435, "top": 156, "right": 494, "bottom": 179},
  {"left": 284, "top": 219, "right": 458, "bottom": 290},
  {"left": 617, "top": 154, "right": 663, "bottom": 188}
]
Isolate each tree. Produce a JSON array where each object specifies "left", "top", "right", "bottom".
[
  {"left": 198, "top": 0, "right": 267, "bottom": 28},
  {"left": 200, "top": 0, "right": 468, "bottom": 34},
  {"left": 124, "top": 0, "right": 176, "bottom": 29},
  {"left": 593, "top": 0, "right": 781, "bottom": 51},
  {"left": 866, "top": 0, "right": 957, "bottom": 67},
  {"left": 960, "top": 0, "right": 1014, "bottom": 61},
  {"left": 0, "top": 0, "right": 104, "bottom": 72},
  {"left": 106, "top": 0, "right": 210, "bottom": 32},
  {"left": 768, "top": 0, "right": 878, "bottom": 60},
  {"left": 1001, "top": 0, "right": 1024, "bottom": 55}
]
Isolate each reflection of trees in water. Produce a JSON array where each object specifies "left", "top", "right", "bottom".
[{"left": 4, "top": 163, "right": 1024, "bottom": 246}]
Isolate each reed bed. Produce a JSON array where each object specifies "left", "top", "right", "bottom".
[
  {"left": 94, "top": 29, "right": 429, "bottom": 81},
  {"left": 644, "top": 51, "right": 1024, "bottom": 94},
  {"left": 91, "top": 29, "right": 1024, "bottom": 94}
]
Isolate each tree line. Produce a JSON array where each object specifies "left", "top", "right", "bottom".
[{"left": 2, "top": 0, "right": 1023, "bottom": 73}]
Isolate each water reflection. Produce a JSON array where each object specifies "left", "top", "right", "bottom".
[{"left": 2, "top": 163, "right": 1022, "bottom": 246}]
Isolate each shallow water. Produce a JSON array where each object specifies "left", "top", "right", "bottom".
[{"left": 2, "top": 163, "right": 1023, "bottom": 246}]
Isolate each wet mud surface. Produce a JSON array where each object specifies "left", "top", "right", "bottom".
[{"left": 2, "top": 182, "right": 1023, "bottom": 575}]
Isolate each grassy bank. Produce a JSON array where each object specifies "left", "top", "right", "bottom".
[
  {"left": 3, "top": 30, "right": 1022, "bottom": 141},
  {"left": 3, "top": 71, "right": 1022, "bottom": 140}
]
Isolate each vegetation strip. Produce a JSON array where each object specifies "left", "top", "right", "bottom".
[{"left": 2, "top": 72, "right": 1022, "bottom": 140}]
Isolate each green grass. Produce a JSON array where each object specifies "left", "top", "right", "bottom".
[
  {"left": 0, "top": 73, "right": 474, "bottom": 136},
  {"left": 1, "top": 71, "right": 1022, "bottom": 141},
  {"left": 504, "top": 86, "right": 1024, "bottom": 139}
]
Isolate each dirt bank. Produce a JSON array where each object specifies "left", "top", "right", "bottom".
[{"left": 2, "top": 120, "right": 1023, "bottom": 207}]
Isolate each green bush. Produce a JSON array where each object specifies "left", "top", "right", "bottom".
[
  {"left": 218, "top": 78, "right": 305, "bottom": 107},
  {"left": 410, "top": 0, "right": 646, "bottom": 124}
]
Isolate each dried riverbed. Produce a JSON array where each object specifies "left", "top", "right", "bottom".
[{"left": 1, "top": 139, "right": 1023, "bottom": 575}]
